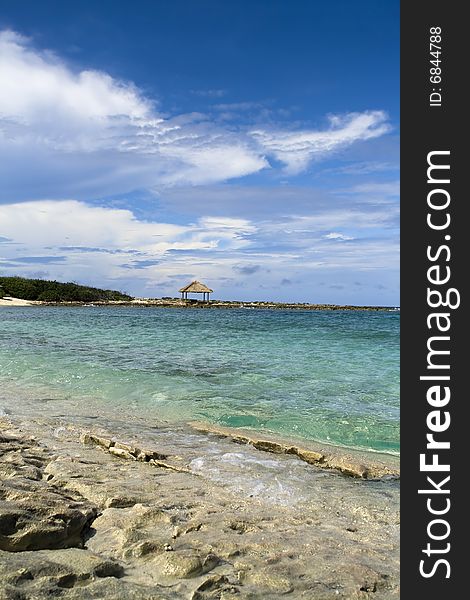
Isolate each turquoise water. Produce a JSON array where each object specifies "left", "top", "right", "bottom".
[{"left": 0, "top": 307, "right": 399, "bottom": 454}]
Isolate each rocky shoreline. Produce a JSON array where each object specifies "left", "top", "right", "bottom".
[
  {"left": 188, "top": 422, "right": 399, "bottom": 480},
  {"left": 0, "top": 295, "right": 397, "bottom": 311},
  {"left": 0, "top": 414, "right": 400, "bottom": 599}
]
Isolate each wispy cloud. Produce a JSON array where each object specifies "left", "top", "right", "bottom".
[
  {"left": 0, "top": 30, "right": 392, "bottom": 200},
  {"left": 250, "top": 111, "right": 391, "bottom": 174},
  {"left": 190, "top": 88, "right": 227, "bottom": 98},
  {"left": 0, "top": 194, "right": 398, "bottom": 299},
  {"left": 319, "top": 161, "right": 397, "bottom": 177},
  {"left": 0, "top": 29, "right": 398, "bottom": 304},
  {"left": 0, "top": 199, "right": 258, "bottom": 287},
  {"left": 323, "top": 232, "right": 354, "bottom": 241},
  {"left": 344, "top": 181, "right": 400, "bottom": 198},
  {"left": 213, "top": 101, "right": 263, "bottom": 111}
]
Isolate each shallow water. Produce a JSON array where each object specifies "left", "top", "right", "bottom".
[{"left": 0, "top": 306, "right": 399, "bottom": 454}]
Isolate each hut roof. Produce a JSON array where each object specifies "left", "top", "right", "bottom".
[{"left": 179, "top": 280, "right": 213, "bottom": 293}]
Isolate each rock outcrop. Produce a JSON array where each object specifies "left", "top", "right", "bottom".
[
  {"left": 0, "top": 417, "right": 400, "bottom": 599},
  {"left": 189, "top": 421, "right": 399, "bottom": 479},
  {"left": 0, "top": 429, "right": 97, "bottom": 552}
]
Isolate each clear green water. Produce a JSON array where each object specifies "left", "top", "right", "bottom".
[{"left": 0, "top": 307, "right": 399, "bottom": 454}]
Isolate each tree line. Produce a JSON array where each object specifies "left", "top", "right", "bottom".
[{"left": 0, "top": 277, "right": 132, "bottom": 302}]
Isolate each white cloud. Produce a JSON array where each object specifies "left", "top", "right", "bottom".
[
  {"left": 0, "top": 200, "right": 256, "bottom": 286},
  {"left": 0, "top": 196, "right": 398, "bottom": 300},
  {"left": 0, "top": 31, "right": 151, "bottom": 122},
  {"left": 0, "top": 30, "right": 266, "bottom": 193},
  {"left": 344, "top": 181, "right": 400, "bottom": 198},
  {"left": 250, "top": 111, "right": 391, "bottom": 174},
  {"left": 323, "top": 232, "right": 354, "bottom": 241},
  {"left": 0, "top": 30, "right": 392, "bottom": 199}
]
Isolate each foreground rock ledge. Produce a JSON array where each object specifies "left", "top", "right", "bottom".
[
  {"left": 0, "top": 417, "right": 399, "bottom": 599},
  {"left": 189, "top": 422, "right": 400, "bottom": 480}
]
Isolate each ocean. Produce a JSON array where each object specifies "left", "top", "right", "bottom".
[{"left": 0, "top": 306, "right": 399, "bottom": 455}]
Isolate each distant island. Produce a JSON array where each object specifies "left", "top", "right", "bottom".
[
  {"left": 0, "top": 276, "right": 132, "bottom": 303},
  {"left": 0, "top": 276, "right": 397, "bottom": 311}
]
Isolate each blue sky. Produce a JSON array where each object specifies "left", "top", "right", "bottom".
[{"left": 0, "top": 0, "right": 399, "bottom": 304}]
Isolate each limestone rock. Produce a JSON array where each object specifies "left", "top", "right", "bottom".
[
  {"left": 243, "top": 569, "right": 294, "bottom": 594},
  {"left": 0, "top": 477, "right": 97, "bottom": 551},
  {"left": 44, "top": 457, "right": 157, "bottom": 509},
  {"left": 80, "top": 432, "right": 114, "bottom": 450},
  {"left": 109, "top": 446, "right": 136, "bottom": 460},
  {"left": 80, "top": 431, "right": 168, "bottom": 463},
  {"left": 252, "top": 439, "right": 285, "bottom": 453},
  {"left": 191, "top": 575, "right": 239, "bottom": 600},
  {"left": 1, "top": 417, "right": 400, "bottom": 599},
  {"left": 0, "top": 548, "right": 170, "bottom": 600},
  {"left": 87, "top": 504, "right": 173, "bottom": 560},
  {"left": 152, "top": 550, "right": 219, "bottom": 579},
  {"left": 326, "top": 457, "right": 369, "bottom": 479},
  {"left": 290, "top": 447, "right": 325, "bottom": 464},
  {"left": 0, "top": 432, "right": 97, "bottom": 552}
]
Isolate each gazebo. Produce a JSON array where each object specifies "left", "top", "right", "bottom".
[{"left": 179, "top": 280, "right": 213, "bottom": 301}]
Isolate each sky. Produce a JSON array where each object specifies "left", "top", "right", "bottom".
[{"left": 0, "top": 0, "right": 399, "bottom": 305}]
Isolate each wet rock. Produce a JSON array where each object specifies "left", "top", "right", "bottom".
[
  {"left": 339, "top": 564, "right": 395, "bottom": 596},
  {"left": 80, "top": 432, "right": 169, "bottom": 464},
  {"left": 0, "top": 431, "right": 50, "bottom": 482},
  {"left": 291, "top": 447, "right": 325, "bottom": 464},
  {"left": 0, "top": 426, "right": 96, "bottom": 553},
  {"left": 228, "top": 520, "right": 257, "bottom": 534},
  {"left": 173, "top": 522, "right": 202, "bottom": 538},
  {"left": 1, "top": 418, "right": 400, "bottom": 599},
  {"left": 0, "top": 547, "right": 123, "bottom": 585},
  {"left": 252, "top": 439, "right": 285, "bottom": 453},
  {"left": 136, "top": 448, "right": 168, "bottom": 462},
  {"left": 188, "top": 421, "right": 399, "bottom": 479},
  {"left": 326, "top": 457, "right": 369, "bottom": 479},
  {"left": 114, "top": 441, "right": 139, "bottom": 455},
  {"left": 109, "top": 446, "right": 136, "bottom": 461},
  {"left": 149, "top": 458, "right": 192, "bottom": 473},
  {"left": 80, "top": 432, "right": 114, "bottom": 450},
  {"left": 0, "top": 459, "right": 42, "bottom": 481}
]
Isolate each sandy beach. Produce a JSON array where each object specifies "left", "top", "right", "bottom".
[
  {"left": 0, "top": 407, "right": 399, "bottom": 599},
  {"left": 0, "top": 297, "right": 41, "bottom": 307}
]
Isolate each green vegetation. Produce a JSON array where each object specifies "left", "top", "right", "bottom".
[{"left": 0, "top": 277, "right": 132, "bottom": 303}]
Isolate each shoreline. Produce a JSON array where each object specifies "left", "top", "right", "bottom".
[
  {"left": 0, "top": 378, "right": 400, "bottom": 465},
  {"left": 0, "top": 295, "right": 399, "bottom": 311},
  {"left": 188, "top": 421, "right": 400, "bottom": 479},
  {"left": 0, "top": 296, "right": 42, "bottom": 306},
  {"left": 0, "top": 410, "right": 400, "bottom": 598}
]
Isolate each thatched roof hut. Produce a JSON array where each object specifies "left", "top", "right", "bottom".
[{"left": 179, "top": 280, "right": 213, "bottom": 301}]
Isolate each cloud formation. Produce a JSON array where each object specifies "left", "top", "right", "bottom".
[
  {"left": 0, "top": 30, "right": 392, "bottom": 200},
  {"left": 323, "top": 232, "right": 354, "bottom": 241},
  {"left": 0, "top": 30, "right": 398, "bottom": 304},
  {"left": 0, "top": 195, "right": 398, "bottom": 300},
  {"left": 250, "top": 112, "right": 391, "bottom": 174}
]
